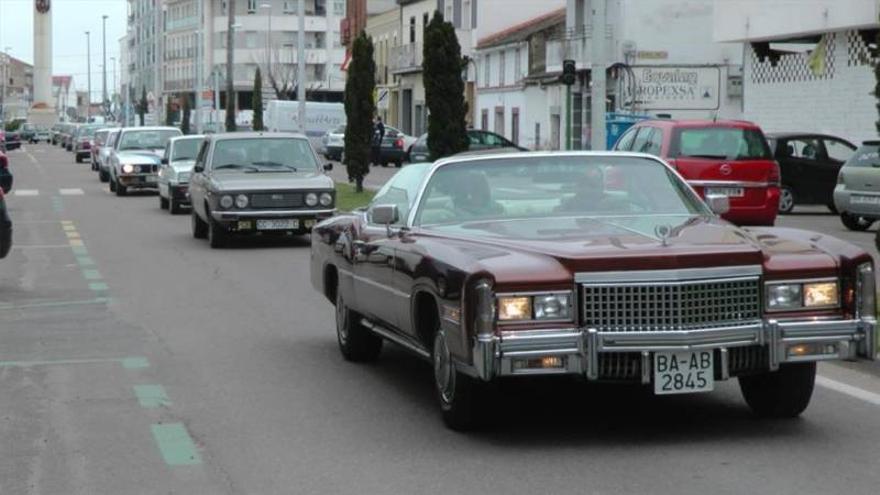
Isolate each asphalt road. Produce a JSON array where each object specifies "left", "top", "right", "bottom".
[{"left": 3, "top": 145, "right": 880, "bottom": 494}]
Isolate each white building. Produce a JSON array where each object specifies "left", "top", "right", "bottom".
[{"left": 714, "top": 0, "right": 880, "bottom": 144}]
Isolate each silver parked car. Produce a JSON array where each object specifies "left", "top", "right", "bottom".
[
  {"left": 188, "top": 132, "right": 335, "bottom": 248},
  {"left": 97, "top": 129, "right": 120, "bottom": 182},
  {"left": 321, "top": 124, "right": 345, "bottom": 161},
  {"left": 108, "top": 127, "right": 183, "bottom": 196},
  {"left": 158, "top": 135, "right": 205, "bottom": 214},
  {"left": 833, "top": 140, "right": 880, "bottom": 231}
]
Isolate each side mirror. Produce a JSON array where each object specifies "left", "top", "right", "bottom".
[
  {"left": 371, "top": 204, "right": 399, "bottom": 226},
  {"left": 161, "top": 157, "right": 168, "bottom": 165},
  {"left": 323, "top": 162, "right": 333, "bottom": 172},
  {"left": 705, "top": 194, "right": 730, "bottom": 215}
]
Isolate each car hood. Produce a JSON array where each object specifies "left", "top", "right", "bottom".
[
  {"left": 116, "top": 150, "right": 163, "bottom": 163},
  {"left": 170, "top": 159, "right": 196, "bottom": 173},
  {"left": 413, "top": 216, "right": 839, "bottom": 288},
  {"left": 210, "top": 171, "right": 333, "bottom": 191}
]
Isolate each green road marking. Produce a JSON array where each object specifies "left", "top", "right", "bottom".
[
  {"left": 122, "top": 357, "right": 150, "bottom": 369},
  {"left": 77, "top": 256, "right": 95, "bottom": 266},
  {"left": 0, "top": 356, "right": 148, "bottom": 368},
  {"left": 71, "top": 246, "right": 88, "bottom": 255},
  {"left": 82, "top": 269, "right": 102, "bottom": 280},
  {"left": 89, "top": 282, "right": 109, "bottom": 291},
  {"left": 151, "top": 423, "right": 202, "bottom": 466},
  {"left": 134, "top": 385, "right": 171, "bottom": 408},
  {"left": 0, "top": 297, "right": 109, "bottom": 311},
  {"left": 62, "top": 225, "right": 76, "bottom": 231}
]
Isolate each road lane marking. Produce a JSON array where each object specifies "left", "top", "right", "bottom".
[
  {"left": 151, "top": 424, "right": 202, "bottom": 466},
  {"left": 76, "top": 256, "right": 95, "bottom": 266},
  {"left": 0, "top": 297, "right": 109, "bottom": 311},
  {"left": 134, "top": 385, "right": 172, "bottom": 409},
  {"left": 81, "top": 269, "right": 102, "bottom": 280},
  {"left": 59, "top": 188, "right": 84, "bottom": 196},
  {"left": 12, "top": 189, "right": 39, "bottom": 196},
  {"left": 71, "top": 246, "right": 87, "bottom": 255},
  {"left": 816, "top": 376, "right": 880, "bottom": 407},
  {"left": 12, "top": 244, "right": 76, "bottom": 249},
  {"left": 0, "top": 356, "right": 148, "bottom": 368},
  {"left": 65, "top": 231, "right": 81, "bottom": 239},
  {"left": 69, "top": 239, "right": 84, "bottom": 247},
  {"left": 122, "top": 357, "right": 150, "bottom": 369},
  {"left": 88, "top": 282, "right": 109, "bottom": 291},
  {"left": 62, "top": 224, "right": 76, "bottom": 231}
]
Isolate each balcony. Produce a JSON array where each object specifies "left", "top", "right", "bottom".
[
  {"left": 545, "top": 24, "right": 616, "bottom": 74},
  {"left": 390, "top": 43, "right": 422, "bottom": 74}
]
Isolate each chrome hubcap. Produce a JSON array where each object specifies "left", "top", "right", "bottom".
[
  {"left": 779, "top": 189, "right": 794, "bottom": 211},
  {"left": 433, "top": 331, "right": 455, "bottom": 404}
]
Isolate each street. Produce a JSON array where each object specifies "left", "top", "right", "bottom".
[{"left": 3, "top": 144, "right": 880, "bottom": 495}]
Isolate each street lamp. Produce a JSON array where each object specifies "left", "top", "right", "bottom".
[
  {"left": 110, "top": 56, "right": 117, "bottom": 118},
  {"left": 85, "top": 31, "right": 91, "bottom": 120},
  {"left": 102, "top": 15, "right": 108, "bottom": 115}
]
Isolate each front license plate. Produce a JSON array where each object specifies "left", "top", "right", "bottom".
[
  {"left": 706, "top": 187, "right": 744, "bottom": 198},
  {"left": 256, "top": 219, "right": 299, "bottom": 230},
  {"left": 654, "top": 350, "right": 714, "bottom": 395},
  {"left": 851, "top": 195, "right": 880, "bottom": 205}
]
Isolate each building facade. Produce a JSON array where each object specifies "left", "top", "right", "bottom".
[
  {"left": 714, "top": 0, "right": 879, "bottom": 144},
  {"left": 127, "top": 0, "right": 163, "bottom": 124},
  {"left": 52, "top": 75, "right": 74, "bottom": 121},
  {"left": 0, "top": 53, "right": 34, "bottom": 121},
  {"left": 365, "top": 7, "right": 401, "bottom": 127}
]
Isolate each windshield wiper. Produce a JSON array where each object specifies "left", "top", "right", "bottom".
[
  {"left": 251, "top": 161, "right": 297, "bottom": 171},
  {"left": 215, "top": 163, "right": 260, "bottom": 171}
]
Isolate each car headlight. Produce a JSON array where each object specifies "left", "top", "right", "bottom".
[
  {"left": 319, "top": 192, "right": 333, "bottom": 207},
  {"left": 219, "top": 195, "right": 234, "bottom": 209},
  {"left": 498, "top": 292, "right": 573, "bottom": 322},
  {"left": 121, "top": 163, "right": 135, "bottom": 174},
  {"left": 305, "top": 192, "right": 318, "bottom": 207},
  {"left": 766, "top": 280, "right": 839, "bottom": 311},
  {"left": 857, "top": 262, "right": 876, "bottom": 318},
  {"left": 235, "top": 194, "right": 249, "bottom": 209}
]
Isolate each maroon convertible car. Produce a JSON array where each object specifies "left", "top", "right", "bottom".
[{"left": 310, "top": 151, "right": 878, "bottom": 430}]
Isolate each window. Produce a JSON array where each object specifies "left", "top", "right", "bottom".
[
  {"left": 499, "top": 51, "right": 505, "bottom": 86},
  {"left": 784, "top": 138, "right": 822, "bottom": 160},
  {"left": 221, "top": 0, "right": 228, "bottom": 15},
  {"left": 481, "top": 109, "right": 488, "bottom": 130},
  {"left": 494, "top": 107, "right": 504, "bottom": 135},
  {"left": 511, "top": 108, "right": 520, "bottom": 145},
  {"left": 484, "top": 54, "right": 491, "bottom": 86},
  {"left": 644, "top": 128, "right": 663, "bottom": 156},
  {"left": 409, "top": 17, "right": 416, "bottom": 43},
  {"left": 246, "top": 32, "right": 258, "bottom": 49},
  {"left": 614, "top": 127, "right": 638, "bottom": 151},
  {"left": 248, "top": 0, "right": 257, "bottom": 13},
  {"left": 283, "top": 1, "right": 293, "bottom": 13},
  {"left": 462, "top": 0, "right": 471, "bottom": 28},
  {"left": 631, "top": 127, "right": 651, "bottom": 153},
  {"left": 823, "top": 139, "right": 856, "bottom": 162},
  {"left": 672, "top": 127, "right": 772, "bottom": 160},
  {"left": 445, "top": 3, "right": 453, "bottom": 22},
  {"left": 514, "top": 48, "right": 521, "bottom": 81},
  {"left": 423, "top": 13, "right": 430, "bottom": 36},
  {"left": 369, "top": 163, "right": 431, "bottom": 225},
  {"left": 333, "top": 0, "right": 345, "bottom": 16}
]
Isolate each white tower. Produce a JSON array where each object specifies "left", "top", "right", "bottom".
[{"left": 29, "top": 0, "right": 55, "bottom": 125}]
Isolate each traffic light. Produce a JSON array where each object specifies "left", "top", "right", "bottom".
[{"left": 561, "top": 59, "right": 576, "bottom": 86}]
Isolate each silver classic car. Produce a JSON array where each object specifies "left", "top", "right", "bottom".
[
  {"left": 97, "top": 129, "right": 120, "bottom": 182},
  {"left": 188, "top": 132, "right": 336, "bottom": 248},
  {"left": 108, "top": 127, "right": 182, "bottom": 196},
  {"left": 158, "top": 135, "right": 204, "bottom": 214}
]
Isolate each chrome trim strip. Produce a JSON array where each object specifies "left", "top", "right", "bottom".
[
  {"left": 360, "top": 319, "right": 429, "bottom": 359},
  {"left": 575, "top": 265, "right": 763, "bottom": 283},
  {"left": 719, "top": 348, "right": 730, "bottom": 380},
  {"left": 688, "top": 180, "right": 771, "bottom": 188},
  {"left": 212, "top": 208, "right": 336, "bottom": 220},
  {"left": 337, "top": 268, "right": 411, "bottom": 299}
]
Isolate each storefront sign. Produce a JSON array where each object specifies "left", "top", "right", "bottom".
[{"left": 627, "top": 66, "right": 720, "bottom": 111}]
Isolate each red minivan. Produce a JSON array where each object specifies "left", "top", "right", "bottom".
[{"left": 614, "top": 120, "right": 780, "bottom": 226}]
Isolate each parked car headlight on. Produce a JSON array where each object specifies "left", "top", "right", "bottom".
[
  {"left": 121, "top": 164, "right": 135, "bottom": 174},
  {"left": 219, "top": 195, "right": 234, "bottom": 209},
  {"left": 533, "top": 293, "right": 572, "bottom": 320},
  {"left": 766, "top": 280, "right": 839, "bottom": 311},
  {"left": 497, "top": 296, "right": 531, "bottom": 321},
  {"left": 305, "top": 192, "right": 319, "bottom": 207},
  {"left": 498, "top": 292, "right": 573, "bottom": 322},
  {"left": 319, "top": 192, "right": 333, "bottom": 207},
  {"left": 235, "top": 194, "right": 249, "bottom": 209}
]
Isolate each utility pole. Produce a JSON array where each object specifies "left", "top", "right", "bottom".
[
  {"left": 225, "top": 0, "right": 237, "bottom": 131},
  {"left": 85, "top": 31, "right": 91, "bottom": 121},
  {"left": 590, "top": 0, "right": 607, "bottom": 150},
  {"left": 110, "top": 56, "right": 117, "bottom": 117},
  {"left": 297, "top": 0, "right": 305, "bottom": 133},
  {"left": 196, "top": 0, "right": 204, "bottom": 133},
  {"left": 102, "top": 15, "right": 108, "bottom": 116},
  {"left": 261, "top": 3, "right": 272, "bottom": 89}
]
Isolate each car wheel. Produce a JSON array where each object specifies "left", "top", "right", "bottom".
[
  {"left": 778, "top": 187, "right": 795, "bottom": 214},
  {"left": 208, "top": 219, "right": 228, "bottom": 248},
  {"left": 335, "top": 290, "right": 382, "bottom": 362},
  {"left": 381, "top": 162, "right": 388, "bottom": 167},
  {"left": 827, "top": 203, "right": 838, "bottom": 214},
  {"left": 109, "top": 178, "right": 117, "bottom": 192},
  {"left": 159, "top": 195, "right": 169, "bottom": 210},
  {"left": 115, "top": 182, "right": 127, "bottom": 196},
  {"left": 75, "top": 155, "right": 82, "bottom": 164},
  {"left": 395, "top": 161, "right": 402, "bottom": 168},
  {"left": 99, "top": 169, "right": 109, "bottom": 183},
  {"left": 739, "top": 362, "right": 816, "bottom": 418},
  {"left": 191, "top": 210, "right": 208, "bottom": 239},
  {"left": 840, "top": 212, "right": 872, "bottom": 231},
  {"left": 433, "top": 329, "right": 489, "bottom": 431},
  {"left": 169, "top": 198, "right": 181, "bottom": 215}
]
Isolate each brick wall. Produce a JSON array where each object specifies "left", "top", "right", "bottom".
[{"left": 744, "top": 30, "right": 878, "bottom": 145}]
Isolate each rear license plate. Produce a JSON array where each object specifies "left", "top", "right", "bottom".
[
  {"left": 256, "top": 219, "right": 299, "bottom": 230},
  {"left": 654, "top": 351, "right": 714, "bottom": 395},
  {"left": 706, "top": 187, "right": 744, "bottom": 198},
  {"left": 851, "top": 195, "right": 880, "bottom": 205}
]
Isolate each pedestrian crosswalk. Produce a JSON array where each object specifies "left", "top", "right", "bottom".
[{"left": 11, "top": 188, "right": 85, "bottom": 197}]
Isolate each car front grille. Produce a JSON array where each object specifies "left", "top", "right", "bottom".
[
  {"left": 581, "top": 276, "right": 761, "bottom": 332},
  {"left": 138, "top": 164, "right": 157, "bottom": 173},
  {"left": 250, "top": 192, "right": 303, "bottom": 208}
]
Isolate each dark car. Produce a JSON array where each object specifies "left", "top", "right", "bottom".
[
  {"left": 19, "top": 123, "right": 35, "bottom": 143},
  {"left": 0, "top": 149, "right": 11, "bottom": 193},
  {"left": 310, "top": 151, "right": 877, "bottom": 430},
  {"left": 1, "top": 129, "right": 21, "bottom": 152},
  {"left": 0, "top": 185, "right": 10, "bottom": 259},
  {"left": 73, "top": 124, "right": 102, "bottom": 163},
  {"left": 376, "top": 126, "right": 413, "bottom": 168},
  {"left": 408, "top": 130, "right": 524, "bottom": 163},
  {"left": 766, "top": 133, "right": 857, "bottom": 213},
  {"left": 188, "top": 132, "right": 336, "bottom": 248}
]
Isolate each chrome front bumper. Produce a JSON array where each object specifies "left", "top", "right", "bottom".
[
  {"left": 469, "top": 318, "right": 877, "bottom": 381},
  {"left": 211, "top": 209, "right": 336, "bottom": 221}
]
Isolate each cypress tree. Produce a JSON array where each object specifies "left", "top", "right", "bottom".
[
  {"left": 181, "top": 95, "right": 191, "bottom": 135},
  {"left": 423, "top": 11, "right": 469, "bottom": 160},
  {"left": 343, "top": 32, "right": 376, "bottom": 193},
  {"left": 253, "top": 68, "right": 264, "bottom": 131},
  {"left": 165, "top": 100, "right": 174, "bottom": 126},
  {"left": 138, "top": 86, "right": 147, "bottom": 126}
]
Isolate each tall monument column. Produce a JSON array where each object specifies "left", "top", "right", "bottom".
[{"left": 29, "top": 0, "right": 55, "bottom": 125}]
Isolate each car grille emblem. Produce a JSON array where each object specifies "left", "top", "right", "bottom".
[
  {"left": 654, "top": 224, "right": 672, "bottom": 247},
  {"left": 719, "top": 163, "right": 732, "bottom": 176}
]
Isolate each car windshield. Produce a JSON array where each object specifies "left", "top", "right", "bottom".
[
  {"left": 171, "top": 138, "right": 202, "bottom": 161},
  {"left": 844, "top": 144, "right": 880, "bottom": 168},
  {"left": 118, "top": 129, "right": 182, "bottom": 150},
  {"left": 671, "top": 127, "right": 772, "bottom": 160},
  {"left": 413, "top": 156, "right": 708, "bottom": 233},
  {"left": 211, "top": 138, "right": 318, "bottom": 172}
]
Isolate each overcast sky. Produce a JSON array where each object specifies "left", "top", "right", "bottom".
[{"left": 0, "top": 0, "right": 128, "bottom": 98}]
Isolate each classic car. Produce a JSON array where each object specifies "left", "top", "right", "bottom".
[
  {"left": 767, "top": 132, "right": 856, "bottom": 213},
  {"left": 409, "top": 130, "right": 525, "bottom": 163},
  {"left": 0, "top": 186, "right": 10, "bottom": 259},
  {"left": 108, "top": 127, "right": 182, "bottom": 196},
  {"left": 19, "top": 123, "right": 35, "bottom": 143},
  {"left": 189, "top": 132, "right": 335, "bottom": 248},
  {"left": 97, "top": 129, "right": 120, "bottom": 182},
  {"left": 90, "top": 129, "right": 110, "bottom": 170},
  {"left": 158, "top": 135, "right": 204, "bottom": 214},
  {"left": 33, "top": 127, "right": 51, "bottom": 143},
  {"left": 63, "top": 124, "right": 80, "bottom": 151},
  {"left": 321, "top": 125, "right": 345, "bottom": 161},
  {"left": 73, "top": 124, "right": 103, "bottom": 163},
  {"left": 834, "top": 141, "right": 880, "bottom": 232},
  {"left": 310, "top": 151, "right": 878, "bottom": 430},
  {"left": 614, "top": 120, "right": 780, "bottom": 226},
  {"left": 0, "top": 149, "right": 11, "bottom": 193}
]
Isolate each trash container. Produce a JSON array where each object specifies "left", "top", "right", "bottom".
[{"left": 606, "top": 112, "right": 651, "bottom": 150}]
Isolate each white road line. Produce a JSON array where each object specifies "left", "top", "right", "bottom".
[
  {"left": 816, "top": 376, "right": 880, "bottom": 407},
  {"left": 11, "top": 245, "right": 75, "bottom": 249},
  {"left": 13, "top": 189, "right": 39, "bottom": 196},
  {"left": 58, "top": 188, "right": 85, "bottom": 196}
]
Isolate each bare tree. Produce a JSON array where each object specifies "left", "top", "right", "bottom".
[
  {"left": 225, "top": 0, "right": 236, "bottom": 131},
  {"left": 260, "top": 47, "right": 297, "bottom": 100}
]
